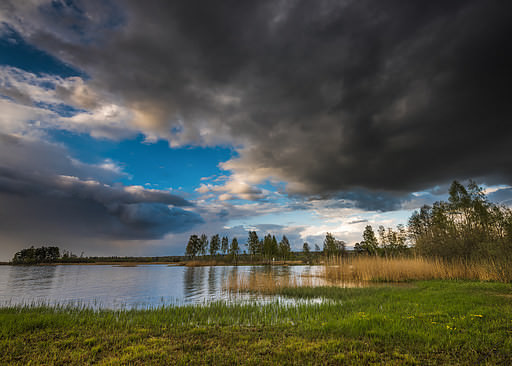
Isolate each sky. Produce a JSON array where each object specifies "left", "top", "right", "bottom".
[{"left": 0, "top": 1, "right": 512, "bottom": 260}]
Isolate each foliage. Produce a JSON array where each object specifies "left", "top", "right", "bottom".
[
  {"left": 302, "top": 242, "right": 311, "bottom": 262},
  {"left": 221, "top": 236, "right": 229, "bottom": 255},
  {"left": 262, "top": 234, "right": 279, "bottom": 261},
  {"left": 323, "top": 232, "right": 346, "bottom": 257},
  {"left": 408, "top": 180, "right": 512, "bottom": 260},
  {"left": 247, "top": 231, "right": 260, "bottom": 256},
  {"left": 377, "top": 224, "right": 408, "bottom": 257},
  {"left": 354, "top": 225, "right": 379, "bottom": 255},
  {"left": 185, "top": 235, "right": 201, "bottom": 258},
  {"left": 209, "top": 234, "right": 220, "bottom": 256},
  {"left": 278, "top": 235, "right": 291, "bottom": 260},
  {"left": 199, "top": 234, "right": 208, "bottom": 256},
  {"left": 12, "top": 246, "right": 60, "bottom": 264},
  {"left": 229, "top": 237, "right": 240, "bottom": 262}
]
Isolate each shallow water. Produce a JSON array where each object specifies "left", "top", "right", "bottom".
[{"left": 0, "top": 264, "right": 328, "bottom": 309}]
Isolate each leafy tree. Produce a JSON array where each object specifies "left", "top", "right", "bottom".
[
  {"left": 271, "top": 236, "right": 279, "bottom": 258},
  {"left": 221, "top": 236, "right": 229, "bottom": 255},
  {"left": 12, "top": 245, "right": 61, "bottom": 264},
  {"left": 209, "top": 234, "right": 220, "bottom": 256},
  {"left": 323, "top": 233, "right": 346, "bottom": 256},
  {"left": 279, "top": 235, "right": 291, "bottom": 260},
  {"left": 230, "top": 237, "right": 240, "bottom": 263},
  {"left": 303, "top": 242, "right": 312, "bottom": 263},
  {"left": 247, "top": 231, "right": 260, "bottom": 256},
  {"left": 378, "top": 225, "right": 408, "bottom": 257},
  {"left": 262, "top": 234, "right": 273, "bottom": 260},
  {"left": 262, "top": 234, "right": 279, "bottom": 261},
  {"left": 199, "top": 234, "right": 208, "bottom": 256},
  {"left": 357, "top": 225, "right": 379, "bottom": 255},
  {"left": 408, "top": 180, "right": 512, "bottom": 260},
  {"left": 185, "top": 235, "right": 201, "bottom": 258}
]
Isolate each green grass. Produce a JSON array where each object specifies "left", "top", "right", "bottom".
[{"left": 1, "top": 280, "right": 511, "bottom": 364}]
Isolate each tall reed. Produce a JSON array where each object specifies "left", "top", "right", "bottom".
[
  {"left": 226, "top": 271, "right": 306, "bottom": 293},
  {"left": 324, "top": 256, "right": 512, "bottom": 283}
]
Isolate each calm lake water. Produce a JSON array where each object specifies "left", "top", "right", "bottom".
[{"left": 0, "top": 264, "right": 326, "bottom": 309}]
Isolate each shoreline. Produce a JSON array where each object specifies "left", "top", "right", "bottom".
[
  {"left": 3, "top": 259, "right": 315, "bottom": 267},
  {"left": 1, "top": 280, "right": 510, "bottom": 364}
]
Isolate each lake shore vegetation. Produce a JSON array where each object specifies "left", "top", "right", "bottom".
[{"left": 1, "top": 281, "right": 510, "bottom": 365}]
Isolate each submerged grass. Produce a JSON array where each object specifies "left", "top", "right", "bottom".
[{"left": 1, "top": 280, "right": 511, "bottom": 364}]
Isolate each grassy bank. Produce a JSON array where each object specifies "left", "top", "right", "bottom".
[{"left": 1, "top": 280, "right": 511, "bottom": 364}]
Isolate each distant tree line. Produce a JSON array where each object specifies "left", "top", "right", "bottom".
[
  {"left": 12, "top": 246, "right": 61, "bottom": 264},
  {"left": 353, "top": 224, "right": 409, "bottom": 257},
  {"left": 354, "top": 180, "right": 512, "bottom": 261},
  {"left": 185, "top": 231, "right": 343, "bottom": 263},
  {"left": 11, "top": 246, "right": 90, "bottom": 264}
]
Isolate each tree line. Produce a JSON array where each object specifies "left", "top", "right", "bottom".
[
  {"left": 185, "top": 233, "right": 293, "bottom": 262},
  {"left": 354, "top": 180, "right": 512, "bottom": 261},
  {"left": 11, "top": 246, "right": 84, "bottom": 264},
  {"left": 353, "top": 224, "right": 409, "bottom": 257},
  {"left": 185, "top": 231, "right": 348, "bottom": 262}
]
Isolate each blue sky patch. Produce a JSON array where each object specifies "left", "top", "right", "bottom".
[{"left": 0, "top": 27, "right": 82, "bottom": 77}]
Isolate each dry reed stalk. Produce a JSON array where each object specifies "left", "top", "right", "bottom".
[
  {"left": 324, "top": 256, "right": 512, "bottom": 282},
  {"left": 185, "top": 260, "right": 222, "bottom": 267},
  {"left": 225, "top": 272, "right": 304, "bottom": 294}
]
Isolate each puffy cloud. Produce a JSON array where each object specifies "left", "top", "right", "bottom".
[
  {"left": 0, "top": 66, "right": 136, "bottom": 139},
  {"left": 196, "top": 177, "right": 268, "bottom": 202}
]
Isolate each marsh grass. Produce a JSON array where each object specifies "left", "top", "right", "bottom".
[
  {"left": 226, "top": 271, "right": 303, "bottom": 293},
  {"left": 225, "top": 256, "right": 512, "bottom": 296},
  {"left": 1, "top": 281, "right": 511, "bottom": 364},
  {"left": 324, "top": 256, "right": 512, "bottom": 283},
  {"left": 225, "top": 269, "right": 372, "bottom": 295}
]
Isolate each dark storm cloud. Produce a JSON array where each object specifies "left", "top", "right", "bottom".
[
  {"left": 0, "top": 133, "right": 203, "bottom": 247},
  {"left": 3, "top": 0, "right": 512, "bottom": 201},
  {"left": 320, "top": 190, "right": 407, "bottom": 212}
]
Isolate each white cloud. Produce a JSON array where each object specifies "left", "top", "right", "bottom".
[
  {"left": 0, "top": 66, "right": 137, "bottom": 139},
  {"left": 196, "top": 176, "right": 269, "bottom": 202}
]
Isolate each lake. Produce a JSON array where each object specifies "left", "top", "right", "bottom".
[{"left": 0, "top": 264, "right": 327, "bottom": 309}]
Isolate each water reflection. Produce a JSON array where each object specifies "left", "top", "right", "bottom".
[
  {"left": 7, "top": 265, "right": 58, "bottom": 292},
  {"left": 0, "top": 264, "right": 328, "bottom": 309},
  {"left": 207, "top": 266, "right": 216, "bottom": 297},
  {"left": 183, "top": 266, "right": 207, "bottom": 301}
]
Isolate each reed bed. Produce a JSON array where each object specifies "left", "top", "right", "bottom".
[
  {"left": 324, "top": 256, "right": 512, "bottom": 283},
  {"left": 225, "top": 271, "right": 319, "bottom": 294}
]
